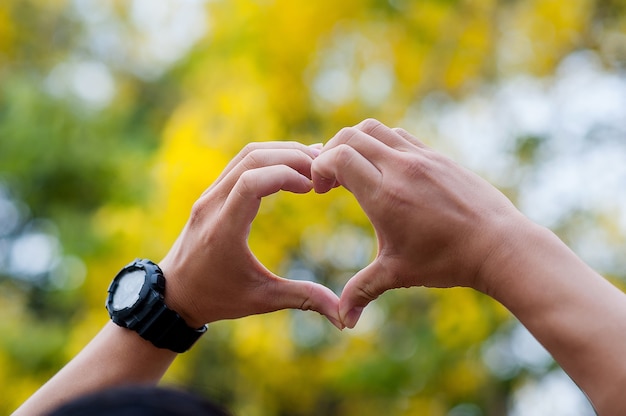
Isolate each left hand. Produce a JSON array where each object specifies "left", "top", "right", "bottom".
[{"left": 159, "top": 142, "right": 342, "bottom": 329}]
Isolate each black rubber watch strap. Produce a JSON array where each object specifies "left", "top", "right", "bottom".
[{"left": 138, "top": 301, "right": 207, "bottom": 353}]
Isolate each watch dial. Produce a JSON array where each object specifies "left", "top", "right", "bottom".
[{"left": 112, "top": 270, "right": 145, "bottom": 310}]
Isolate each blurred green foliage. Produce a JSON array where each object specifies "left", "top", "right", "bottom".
[{"left": 1, "top": 0, "right": 625, "bottom": 414}]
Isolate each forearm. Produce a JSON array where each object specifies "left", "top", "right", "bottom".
[
  {"left": 484, "top": 216, "right": 626, "bottom": 414},
  {"left": 12, "top": 322, "right": 177, "bottom": 416},
  {"left": 13, "top": 142, "right": 341, "bottom": 415}
]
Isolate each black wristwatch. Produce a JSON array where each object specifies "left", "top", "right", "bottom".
[{"left": 106, "top": 259, "right": 207, "bottom": 353}]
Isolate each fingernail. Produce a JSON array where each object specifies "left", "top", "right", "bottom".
[{"left": 343, "top": 307, "right": 363, "bottom": 329}]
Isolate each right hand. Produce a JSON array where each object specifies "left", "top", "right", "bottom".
[{"left": 311, "top": 119, "right": 525, "bottom": 328}]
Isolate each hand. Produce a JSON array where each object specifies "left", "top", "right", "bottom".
[
  {"left": 159, "top": 142, "right": 343, "bottom": 329},
  {"left": 311, "top": 119, "right": 524, "bottom": 328}
]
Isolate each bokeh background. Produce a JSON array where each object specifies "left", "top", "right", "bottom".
[{"left": 1, "top": 0, "right": 626, "bottom": 414}]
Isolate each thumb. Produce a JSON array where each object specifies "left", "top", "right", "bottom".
[
  {"left": 265, "top": 278, "right": 343, "bottom": 330},
  {"left": 339, "top": 260, "right": 390, "bottom": 329}
]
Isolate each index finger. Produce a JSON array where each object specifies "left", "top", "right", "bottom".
[
  {"left": 209, "top": 142, "right": 320, "bottom": 192},
  {"left": 321, "top": 123, "right": 398, "bottom": 169},
  {"left": 311, "top": 144, "right": 382, "bottom": 197},
  {"left": 221, "top": 164, "right": 313, "bottom": 232},
  {"left": 353, "top": 119, "right": 420, "bottom": 151},
  {"left": 321, "top": 119, "right": 418, "bottom": 160}
]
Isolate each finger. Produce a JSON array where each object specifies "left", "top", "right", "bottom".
[
  {"left": 221, "top": 164, "right": 313, "bottom": 231},
  {"left": 311, "top": 144, "right": 382, "bottom": 196},
  {"left": 392, "top": 127, "right": 430, "bottom": 149},
  {"left": 208, "top": 148, "right": 315, "bottom": 197},
  {"left": 339, "top": 260, "right": 393, "bottom": 329},
  {"left": 353, "top": 118, "right": 418, "bottom": 152},
  {"left": 209, "top": 142, "right": 320, "bottom": 192},
  {"left": 321, "top": 125, "right": 400, "bottom": 169},
  {"left": 265, "top": 278, "right": 343, "bottom": 330},
  {"left": 310, "top": 142, "right": 323, "bottom": 152}
]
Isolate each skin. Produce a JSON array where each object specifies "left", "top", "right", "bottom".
[
  {"left": 16, "top": 120, "right": 626, "bottom": 415},
  {"left": 13, "top": 142, "right": 342, "bottom": 416},
  {"left": 312, "top": 118, "right": 626, "bottom": 415},
  {"left": 159, "top": 142, "right": 341, "bottom": 329}
]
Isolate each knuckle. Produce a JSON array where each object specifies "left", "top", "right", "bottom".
[
  {"left": 189, "top": 201, "right": 203, "bottom": 225},
  {"left": 239, "top": 168, "right": 257, "bottom": 183},
  {"left": 189, "top": 197, "right": 210, "bottom": 226},
  {"left": 298, "top": 282, "right": 315, "bottom": 311},
  {"left": 336, "top": 126, "right": 358, "bottom": 142},
  {"left": 359, "top": 118, "right": 383, "bottom": 134},
  {"left": 357, "top": 283, "right": 379, "bottom": 302},
  {"left": 293, "top": 149, "right": 313, "bottom": 166},
  {"left": 392, "top": 127, "right": 407, "bottom": 135},
  {"left": 235, "top": 170, "right": 257, "bottom": 197},
  {"left": 241, "top": 149, "right": 265, "bottom": 170},
  {"left": 333, "top": 144, "right": 356, "bottom": 166},
  {"left": 240, "top": 142, "right": 260, "bottom": 155},
  {"left": 282, "top": 140, "right": 303, "bottom": 149}
]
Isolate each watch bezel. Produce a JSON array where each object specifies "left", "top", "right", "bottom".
[{"left": 106, "top": 260, "right": 165, "bottom": 325}]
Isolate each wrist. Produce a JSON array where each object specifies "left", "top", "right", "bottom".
[
  {"left": 157, "top": 259, "right": 206, "bottom": 329},
  {"left": 472, "top": 212, "right": 541, "bottom": 300}
]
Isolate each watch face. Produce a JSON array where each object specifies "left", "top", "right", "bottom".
[{"left": 111, "top": 269, "right": 145, "bottom": 311}]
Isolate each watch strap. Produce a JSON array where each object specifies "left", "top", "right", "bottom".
[{"left": 137, "top": 298, "right": 207, "bottom": 353}]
